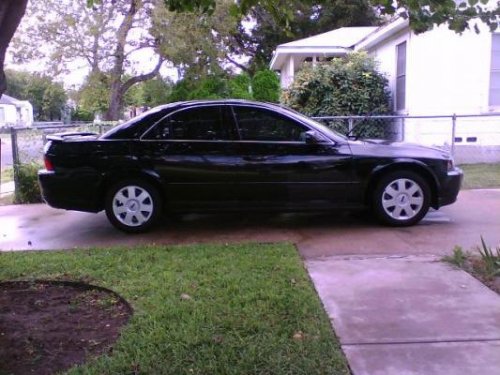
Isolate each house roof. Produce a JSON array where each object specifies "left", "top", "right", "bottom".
[
  {"left": 0, "top": 94, "right": 24, "bottom": 105},
  {"left": 280, "top": 27, "right": 378, "bottom": 48},
  {"left": 355, "top": 17, "right": 409, "bottom": 51},
  {"left": 270, "top": 27, "right": 377, "bottom": 70}
]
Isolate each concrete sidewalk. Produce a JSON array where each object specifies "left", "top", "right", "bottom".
[{"left": 307, "top": 255, "right": 500, "bottom": 375}]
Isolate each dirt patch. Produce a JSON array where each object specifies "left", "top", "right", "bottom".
[{"left": 0, "top": 280, "right": 132, "bottom": 375}]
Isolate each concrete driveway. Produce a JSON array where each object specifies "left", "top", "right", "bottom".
[
  {"left": 1, "top": 189, "right": 500, "bottom": 375},
  {"left": 0, "top": 189, "right": 499, "bottom": 255}
]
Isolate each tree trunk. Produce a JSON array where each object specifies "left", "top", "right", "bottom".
[
  {"left": 106, "top": 80, "right": 124, "bottom": 121},
  {"left": 0, "top": 0, "right": 28, "bottom": 96}
]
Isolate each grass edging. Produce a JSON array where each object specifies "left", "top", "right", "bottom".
[
  {"left": 443, "top": 240, "right": 500, "bottom": 295},
  {"left": 0, "top": 243, "right": 350, "bottom": 375}
]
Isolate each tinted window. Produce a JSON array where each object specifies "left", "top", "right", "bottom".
[
  {"left": 103, "top": 107, "right": 170, "bottom": 139},
  {"left": 144, "top": 106, "right": 230, "bottom": 140},
  {"left": 232, "top": 106, "right": 307, "bottom": 142}
]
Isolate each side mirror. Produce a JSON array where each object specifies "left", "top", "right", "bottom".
[{"left": 303, "top": 130, "right": 323, "bottom": 144}]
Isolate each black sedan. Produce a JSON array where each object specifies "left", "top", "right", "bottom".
[{"left": 39, "top": 100, "right": 463, "bottom": 232}]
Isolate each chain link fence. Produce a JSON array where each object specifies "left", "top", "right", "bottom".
[
  {"left": 1, "top": 114, "right": 500, "bottom": 196},
  {"left": 313, "top": 114, "right": 500, "bottom": 164},
  {"left": 0, "top": 122, "right": 114, "bottom": 195}
]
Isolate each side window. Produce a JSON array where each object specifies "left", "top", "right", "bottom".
[
  {"left": 232, "top": 106, "right": 307, "bottom": 142},
  {"left": 144, "top": 106, "right": 230, "bottom": 140}
]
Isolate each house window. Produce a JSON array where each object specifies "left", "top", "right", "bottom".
[
  {"left": 0, "top": 107, "right": 5, "bottom": 123},
  {"left": 396, "top": 41, "right": 407, "bottom": 111},
  {"left": 489, "top": 34, "right": 500, "bottom": 107}
]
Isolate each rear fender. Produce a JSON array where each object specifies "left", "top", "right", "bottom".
[{"left": 99, "top": 169, "right": 165, "bottom": 209}]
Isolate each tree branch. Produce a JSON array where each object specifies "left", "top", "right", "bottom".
[
  {"left": 121, "top": 56, "right": 164, "bottom": 94},
  {"left": 225, "top": 54, "right": 249, "bottom": 72}
]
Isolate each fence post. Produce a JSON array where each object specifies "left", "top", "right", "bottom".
[
  {"left": 451, "top": 113, "right": 456, "bottom": 157},
  {"left": 348, "top": 117, "right": 354, "bottom": 133},
  {"left": 10, "top": 127, "right": 20, "bottom": 194}
]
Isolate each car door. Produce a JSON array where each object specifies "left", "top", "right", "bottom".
[
  {"left": 140, "top": 104, "right": 241, "bottom": 210},
  {"left": 230, "top": 105, "right": 355, "bottom": 209}
]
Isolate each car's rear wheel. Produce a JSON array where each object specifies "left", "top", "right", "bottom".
[
  {"left": 105, "top": 180, "right": 161, "bottom": 233},
  {"left": 373, "top": 171, "right": 430, "bottom": 226}
]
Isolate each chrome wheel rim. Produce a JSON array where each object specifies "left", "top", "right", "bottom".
[
  {"left": 381, "top": 178, "right": 424, "bottom": 221},
  {"left": 112, "top": 185, "right": 154, "bottom": 227}
]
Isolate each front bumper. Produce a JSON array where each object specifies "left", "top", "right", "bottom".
[
  {"left": 38, "top": 169, "right": 103, "bottom": 213},
  {"left": 436, "top": 167, "right": 463, "bottom": 208}
]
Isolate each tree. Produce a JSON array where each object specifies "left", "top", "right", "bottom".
[
  {"left": 151, "top": 0, "right": 241, "bottom": 78},
  {"left": 5, "top": 70, "right": 67, "bottom": 121},
  {"left": 1, "top": 0, "right": 498, "bottom": 100},
  {"left": 76, "top": 72, "right": 111, "bottom": 115},
  {"left": 125, "top": 76, "right": 172, "bottom": 107},
  {"left": 372, "top": 0, "right": 499, "bottom": 34},
  {"left": 160, "top": 0, "right": 499, "bottom": 34},
  {"left": 11, "top": 0, "right": 165, "bottom": 120},
  {"left": 0, "top": 0, "right": 28, "bottom": 96},
  {"left": 236, "top": 0, "right": 379, "bottom": 72}
]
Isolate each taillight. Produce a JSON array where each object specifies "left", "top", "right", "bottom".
[{"left": 44, "top": 156, "right": 54, "bottom": 171}]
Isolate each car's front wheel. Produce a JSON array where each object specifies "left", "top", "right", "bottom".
[
  {"left": 105, "top": 180, "right": 161, "bottom": 233},
  {"left": 373, "top": 171, "right": 430, "bottom": 226}
]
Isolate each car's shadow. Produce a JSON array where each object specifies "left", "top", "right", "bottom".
[{"left": 152, "top": 208, "right": 449, "bottom": 234}]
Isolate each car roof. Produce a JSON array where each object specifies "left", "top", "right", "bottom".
[{"left": 154, "top": 99, "right": 287, "bottom": 113}]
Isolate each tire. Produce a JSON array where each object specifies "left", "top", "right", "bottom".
[
  {"left": 373, "top": 171, "right": 431, "bottom": 226},
  {"left": 105, "top": 180, "right": 162, "bottom": 233}
]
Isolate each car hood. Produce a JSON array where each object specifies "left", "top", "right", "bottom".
[{"left": 347, "top": 139, "right": 451, "bottom": 160}]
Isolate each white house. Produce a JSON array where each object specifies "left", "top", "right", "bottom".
[
  {"left": 270, "top": 17, "right": 500, "bottom": 162},
  {"left": 0, "top": 94, "right": 34, "bottom": 127}
]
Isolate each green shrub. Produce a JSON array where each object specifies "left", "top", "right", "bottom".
[
  {"left": 71, "top": 107, "right": 94, "bottom": 122},
  {"left": 14, "top": 163, "right": 43, "bottom": 204},
  {"left": 188, "top": 75, "right": 229, "bottom": 100},
  {"left": 282, "top": 52, "right": 392, "bottom": 116},
  {"left": 229, "top": 73, "right": 253, "bottom": 100},
  {"left": 252, "top": 69, "right": 280, "bottom": 102},
  {"left": 281, "top": 52, "right": 393, "bottom": 138},
  {"left": 168, "top": 80, "right": 192, "bottom": 102}
]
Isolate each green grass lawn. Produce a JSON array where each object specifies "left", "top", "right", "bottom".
[
  {"left": 0, "top": 243, "right": 349, "bottom": 375},
  {"left": 459, "top": 163, "right": 500, "bottom": 189}
]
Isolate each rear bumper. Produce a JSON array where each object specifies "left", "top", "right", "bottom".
[
  {"left": 436, "top": 167, "right": 463, "bottom": 208},
  {"left": 38, "top": 169, "right": 103, "bottom": 213}
]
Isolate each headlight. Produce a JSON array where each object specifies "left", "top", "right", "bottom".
[{"left": 447, "top": 159, "right": 454, "bottom": 171}]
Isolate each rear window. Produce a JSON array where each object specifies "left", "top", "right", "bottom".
[{"left": 101, "top": 107, "right": 170, "bottom": 139}]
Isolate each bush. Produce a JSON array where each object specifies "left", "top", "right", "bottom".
[
  {"left": 229, "top": 73, "right": 253, "bottom": 100},
  {"left": 71, "top": 107, "right": 94, "bottom": 122},
  {"left": 282, "top": 52, "right": 392, "bottom": 116},
  {"left": 188, "top": 75, "right": 229, "bottom": 100},
  {"left": 281, "top": 52, "right": 393, "bottom": 138},
  {"left": 252, "top": 69, "right": 280, "bottom": 102},
  {"left": 13, "top": 163, "right": 43, "bottom": 204}
]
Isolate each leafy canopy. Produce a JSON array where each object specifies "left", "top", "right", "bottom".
[{"left": 5, "top": 69, "right": 67, "bottom": 121}]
